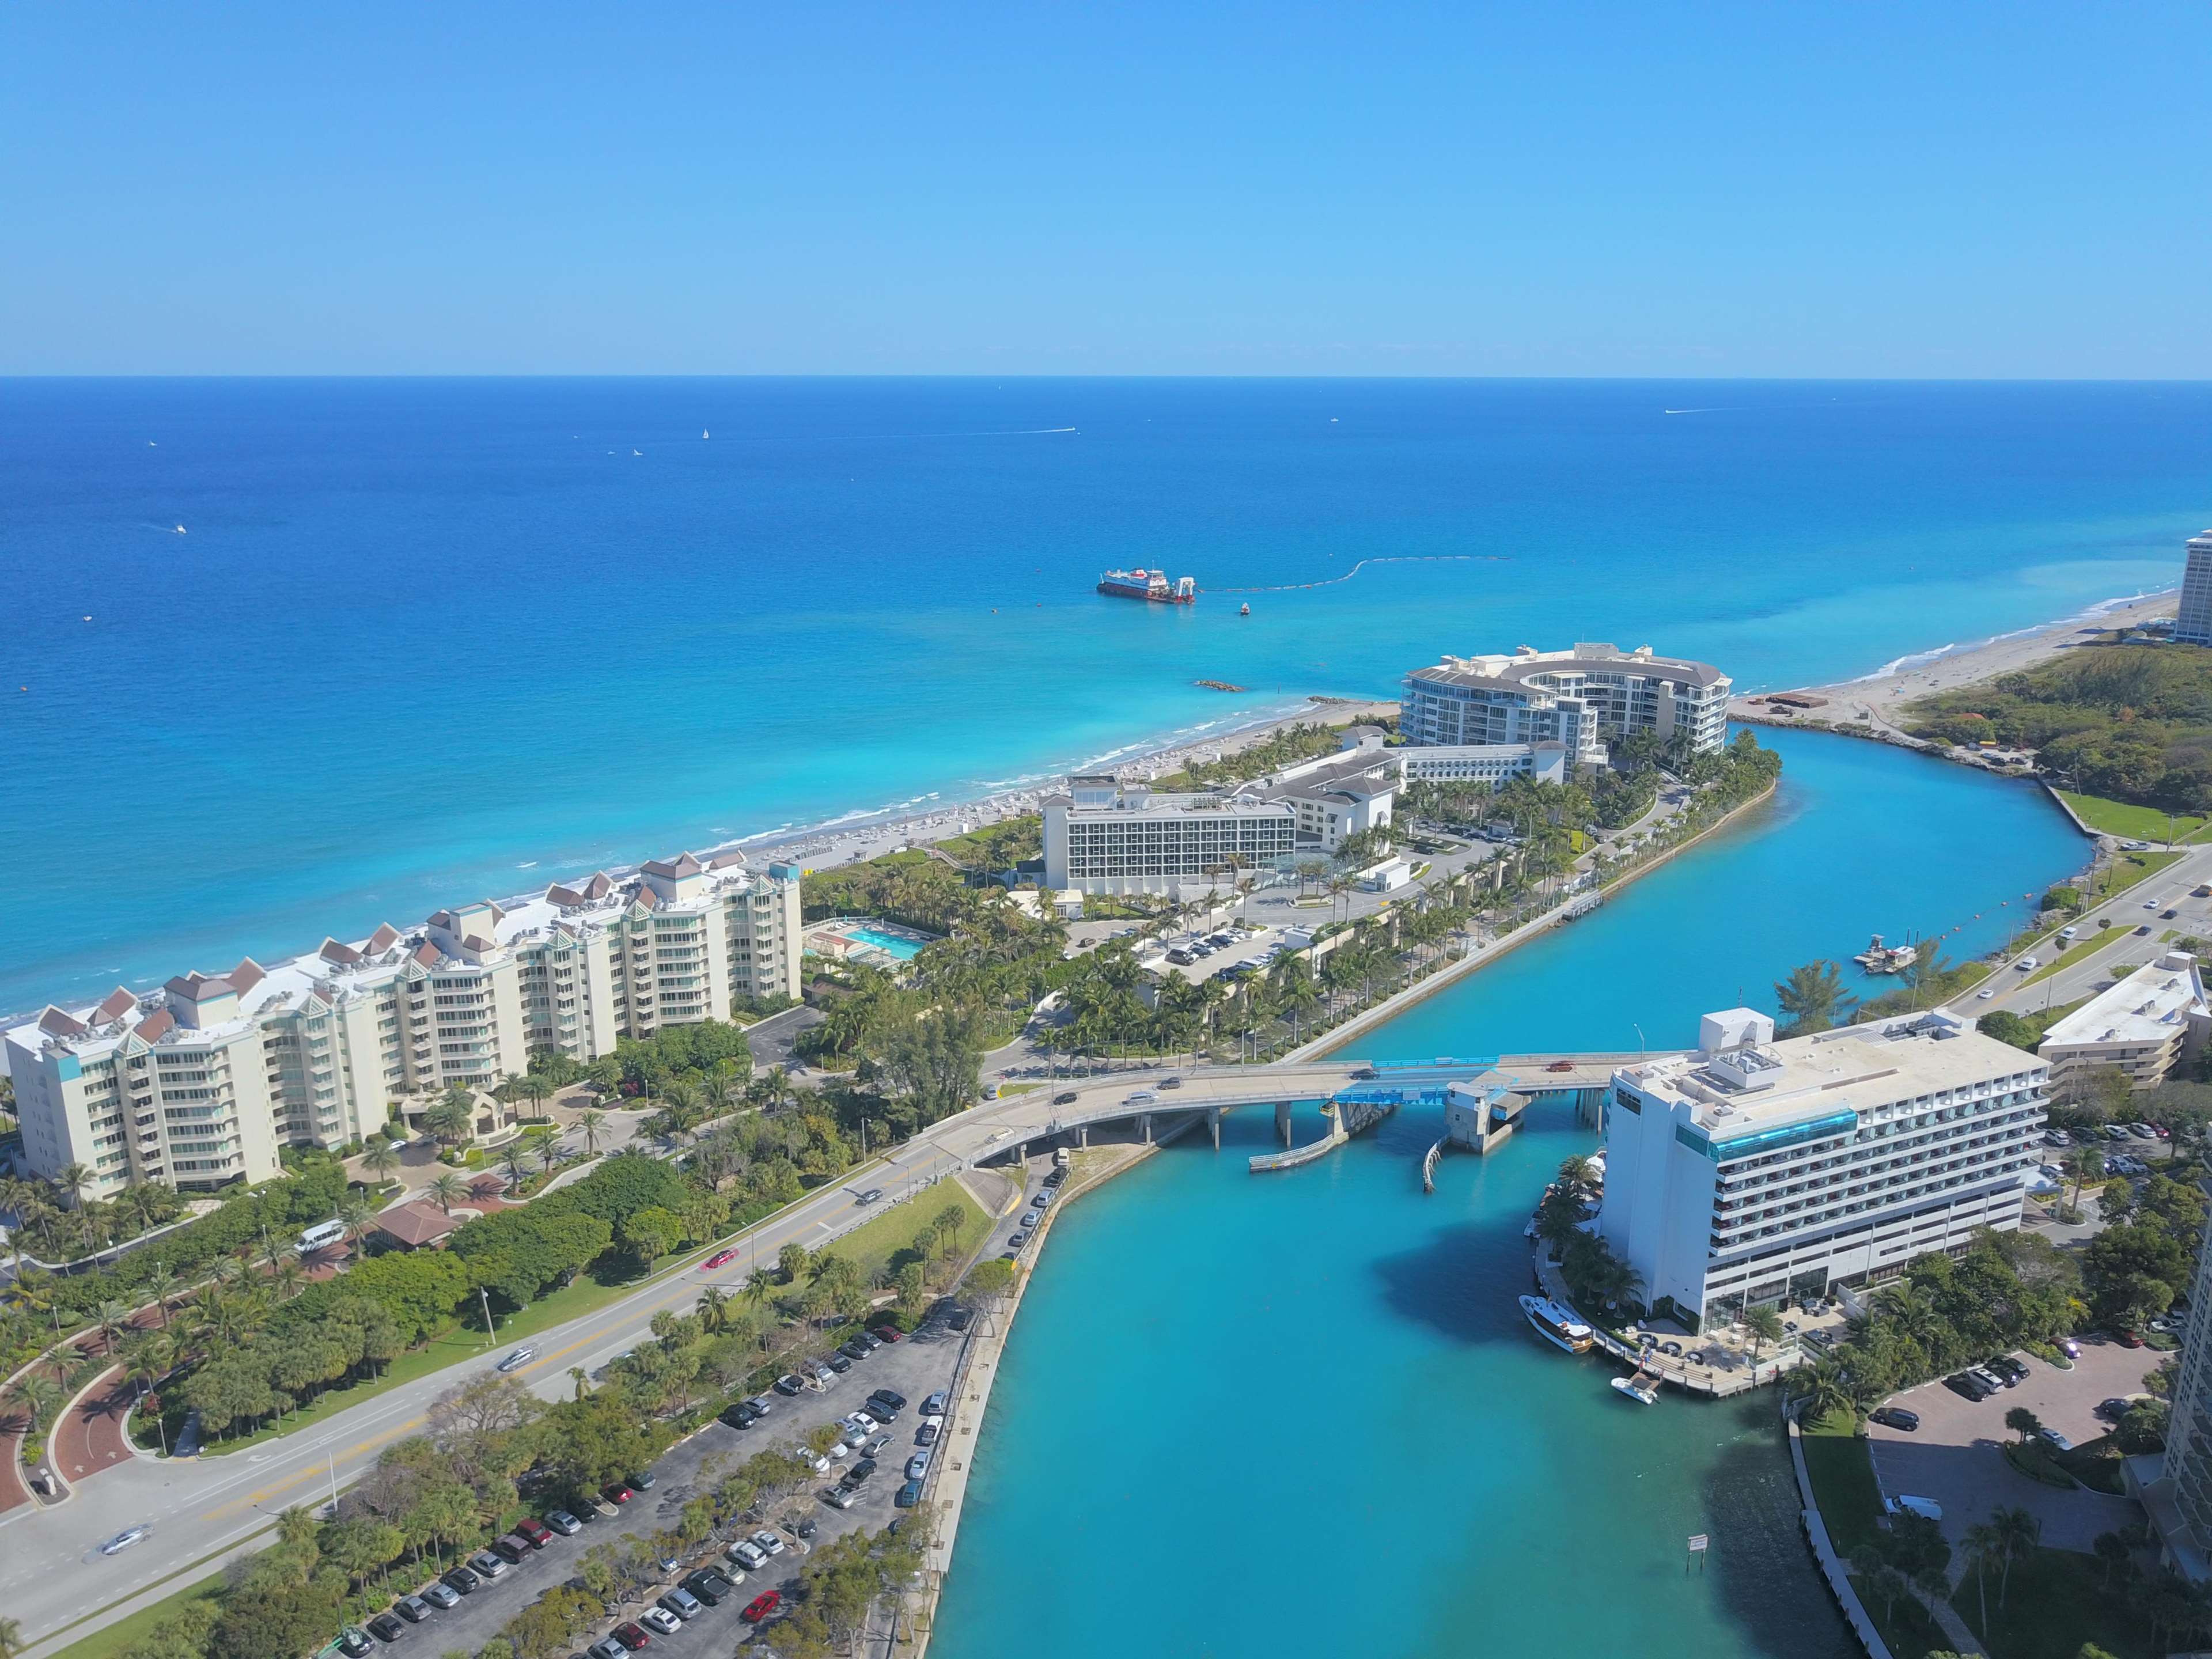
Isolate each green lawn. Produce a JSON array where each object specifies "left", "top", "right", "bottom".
[
  {"left": 1800, "top": 1409, "right": 1884, "bottom": 1555},
  {"left": 1852, "top": 1578, "right": 1949, "bottom": 1659},
  {"left": 2056, "top": 791, "right": 2211, "bottom": 844},
  {"left": 812, "top": 1181, "right": 993, "bottom": 1287},
  {"left": 2023, "top": 926, "right": 2127, "bottom": 985},
  {"left": 41, "top": 1564, "right": 227, "bottom": 1659},
  {"left": 2083, "top": 849, "right": 2186, "bottom": 904},
  {"left": 1953, "top": 1545, "right": 2153, "bottom": 1659}
]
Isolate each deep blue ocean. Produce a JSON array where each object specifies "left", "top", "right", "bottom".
[{"left": 3, "top": 377, "right": 2207, "bottom": 1015}]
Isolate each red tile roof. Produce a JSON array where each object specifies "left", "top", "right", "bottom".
[
  {"left": 38, "top": 1005, "right": 88, "bottom": 1038},
  {"left": 373, "top": 1202, "right": 459, "bottom": 1248},
  {"left": 95, "top": 987, "right": 137, "bottom": 1022}
]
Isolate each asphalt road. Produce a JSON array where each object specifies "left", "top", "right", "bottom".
[
  {"left": 1950, "top": 838, "right": 2212, "bottom": 1022},
  {"left": 5, "top": 1062, "right": 1378, "bottom": 1654}
]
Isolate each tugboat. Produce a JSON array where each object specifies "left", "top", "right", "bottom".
[
  {"left": 1852, "top": 934, "right": 1918, "bottom": 974},
  {"left": 1518, "top": 1294, "right": 1594, "bottom": 1355},
  {"left": 1097, "top": 567, "right": 1197, "bottom": 604}
]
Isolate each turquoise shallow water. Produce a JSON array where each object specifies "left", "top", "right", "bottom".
[
  {"left": 4, "top": 377, "right": 2207, "bottom": 1013},
  {"left": 929, "top": 729, "right": 2088, "bottom": 1659}
]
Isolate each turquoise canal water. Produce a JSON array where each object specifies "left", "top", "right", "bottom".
[{"left": 929, "top": 730, "right": 2089, "bottom": 1659}]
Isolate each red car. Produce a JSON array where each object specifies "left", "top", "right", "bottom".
[
  {"left": 514, "top": 1518, "right": 552, "bottom": 1548},
  {"left": 613, "top": 1623, "right": 652, "bottom": 1649},
  {"left": 702, "top": 1249, "right": 738, "bottom": 1271},
  {"left": 869, "top": 1325, "right": 904, "bottom": 1344},
  {"left": 741, "top": 1592, "right": 781, "bottom": 1624},
  {"left": 604, "top": 1482, "right": 635, "bottom": 1504},
  {"left": 2119, "top": 1330, "right": 2147, "bottom": 1349}
]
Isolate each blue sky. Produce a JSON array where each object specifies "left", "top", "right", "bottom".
[{"left": 5, "top": 3, "right": 2209, "bottom": 376}]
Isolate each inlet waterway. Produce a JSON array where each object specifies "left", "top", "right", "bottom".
[{"left": 929, "top": 729, "right": 2089, "bottom": 1659}]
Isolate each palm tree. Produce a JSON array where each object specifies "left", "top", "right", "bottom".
[
  {"left": 0, "top": 1615, "right": 22, "bottom": 1659},
  {"left": 1992, "top": 1505, "right": 2041, "bottom": 1607},
  {"left": 568, "top": 1366, "right": 589, "bottom": 1402},
  {"left": 92, "top": 1297, "right": 132, "bottom": 1355},
  {"left": 577, "top": 1111, "right": 607, "bottom": 1156},
  {"left": 499, "top": 1141, "right": 530, "bottom": 1186},
  {"left": 2069, "top": 1145, "right": 2105, "bottom": 1212},
  {"left": 336, "top": 1195, "right": 376, "bottom": 1249},
  {"left": 697, "top": 1285, "right": 730, "bottom": 1336},
  {"left": 1962, "top": 1521, "right": 2002, "bottom": 1633},
  {"left": 143, "top": 1264, "right": 181, "bottom": 1328},
  {"left": 5, "top": 1373, "right": 63, "bottom": 1441},
  {"left": 272, "top": 1259, "right": 306, "bottom": 1302},
  {"left": 426, "top": 1172, "right": 468, "bottom": 1216},
  {"left": 361, "top": 1141, "right": 400, "bottom": 1184},
  {"left": 1743, "top": 1305, "right": 1786, "bottom": 1362},
  {"left": 1789, "top": 1355, "right": 1857, "bottom": 1425},
  {"left": 51, "top": 1163, "right": 92, "bottom": 1211}
]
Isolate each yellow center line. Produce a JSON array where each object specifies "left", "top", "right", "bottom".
[{"left": 201, "top": 1416, "right": 426, "bottom": 1520}]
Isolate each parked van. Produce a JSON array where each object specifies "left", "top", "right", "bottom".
[
  {"left": 1053, "top": 1147, "right": 1071, "bottom": 1169},
  {"left": 295, "top": 1219, "right": 346, "bottom": 1255},
  {"left": 1884, "top": 1494, "right": 1944, "bottom": 1522}
]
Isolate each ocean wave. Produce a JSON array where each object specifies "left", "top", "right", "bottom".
[{"left": 1851, "top": 645, "right": 1958, "bottom": 683}]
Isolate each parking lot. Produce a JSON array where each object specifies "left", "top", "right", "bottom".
[
  {"left": 355, "top": 1298, "right": 981, "bottom": 1655},
  {"left": 1865, "top": 1339, "right": 2160, "bottom": 1551}
]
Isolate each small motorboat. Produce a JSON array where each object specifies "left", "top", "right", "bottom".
[
  {"left": 1240, "top": 603, "right": 1251, "bottom": 616},
  {"left": 1611, "top": 1368, "right": 1659, "bottom": 1406}
]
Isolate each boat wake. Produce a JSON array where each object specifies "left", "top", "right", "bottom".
[{"left": 1211, "top": 554, "right": 1505, "bottom": 596}]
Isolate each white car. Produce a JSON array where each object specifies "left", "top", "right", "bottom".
[
  {"left": 1884, "top": 1494, "right": 1943, "bottom": 1521},
  {"left": 640, "top": 1609, "right": 683, "bottom": 1637},
  {"left": 729, "top": 1541, "right": 768, "bottom": 1570},
  {"left": 826, "top": 1439, "right": 851, "bottom": 1461},
  {"left": 751, "top": 1529, "right": 786, "bottom": 1558},
  {"left": 794, "top": 1446, "right": 831, "bottom": 1474},
  {"left": 1977, "top": 987, "right": 1997, "bottom": 999},
  {"left": 847, "top": 1410, "right": 880, "bottom": 1433},
  {"left": 841, "top": 1423, "right": 869, "bottom": 1449},
  {"left": 2014, "top": 956, "right": 2039, "bottom": 972}
]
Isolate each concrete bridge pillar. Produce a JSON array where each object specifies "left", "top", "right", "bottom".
[
  {"left": 1141, "top": 1113, "right": 1153, "bottom": 1145},
  {"left": 1208, "top": 1106, "right": 1221, "bottom": 1151},
  {"left": 1079, "top": 1124, "right": 1088, "bottom": 1149},
  {"left": 1276, "top": 1100, "right": 1293, "bottom": 1147}
]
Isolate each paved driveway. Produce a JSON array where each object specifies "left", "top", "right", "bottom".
[{"left": 1865, "top": 1341, "right": 2158, "bottom": 1550}]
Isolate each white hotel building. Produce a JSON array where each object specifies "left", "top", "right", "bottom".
[
  {"left": 1402, "top": 642, "right": 1731, "bottom": 767},
  {"left": 1600, "top": 1008, "right": 2047, "bottom": 1328},
  {"left": 5, "top": 853, "right": 802, "bottom": 1199}
]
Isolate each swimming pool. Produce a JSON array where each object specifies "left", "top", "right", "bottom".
[{"left": 843, "top": 926, "right": 926, "bottom": 961}]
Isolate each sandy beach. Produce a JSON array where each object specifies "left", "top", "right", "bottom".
[
  {"left": 1731, "top": 589, "right": 2176, "bottom": 738},
  {"left": 726, "top": 695, "right": 1401, "bottom": 872}
]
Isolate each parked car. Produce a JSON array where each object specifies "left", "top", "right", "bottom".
[
  {"left": 822, "top": 1485, "right": 857, "bottom": 1510},
  {"left": 870, "top": 1324, "right": 905, "bottom": 1344},
  {"left": 660, "top": 1588, "right": 705, "bottom": 1621},
  {"left": 2058, "top": 1337, "right": 2082, "bottom": 1359},
  {"left": 906, "top": 1451, "right": 931, "bottom": 1479},
  {"left": 896, "top": 1478, "right": 924, "bottom": 1508},
  {"left": 2097, "top": 1396, "right": 2137, "bottom": 1422},
  {"left": 547, "top": 1510, "right": 582, "bottom": 1535},
  {"left": 515, "top": 1517, "right": 554, "bottom": 1548},
  {"left": 680, "top": 1571, "right": 729, "bottom": 1607},
  {"left": 422, "top": 1582, "right": 460, "bottom": 1611},
  {"left": 1967, "top": 1366, "right": 2008, "bottom": 1393},
  {"left": 367, "top": 1614, "right": 406, "bottom": 1643},
  {"left": 613, "top": 1622, "right": 653, "bottom": 1650},
  {"left": 1869, "top": 1407, "right": 1921, "bottom": 1432},
  {"left": 603, "top": 1482, "right": 635, "bottom": 1505},
  {"left": 1884, "top": 1494, "right": 1943, "bottom": 1522},
  {"left": 839, "top": 1338, "right": 873, "bottom": 1361},
  {"left": 872, "top": 1389, "right": 909, "bottom": 1412},
  {"left": 640, "top": 1608, "right": 683, "bottom": 1637},
  {"left": 631, "top": 1468, "right": 657, "bottom": 1491},
  {"left": 585, "top": 1641, "right": 630, "bottom": 1659},
  {"left": 916, "top": 1421, "right": 941, "bottom": 1447},
  {"left": 825, "top": 1352, "right": 853, "bottom": 1374},
  {"left": 2039, "top": 1426, "right": 2077, "bottom": 1453},
  {"left": 729, "top": 1540, "right": 768, "bottom": 1570},
  {"left": 488, "top": 1537, "right": 527, "bottom": 1566},
  {"left": 720, "top": 1403, "right": 759, "bottom": 1430},
  {"left": 1984, "top": 1355, "right": 2029, "bottom": 1387},
  {"left": 338, "top": 1628, "right": 374, "bottom": 1656},
  {"left": 794, "top": 1445, "right": 831, "bottom": 1474},
  {"left": 844, "top": 1457, "right": 878, "bottom": 1488},
  {"left": 857, "top": 1330, "right": 883, "bottom": 1351},
  {"left": 394, "top": 1595, "right": 433, "bottom": 1623},
  {"left": 1944, "top": 1372, "right": 1995, "bottom": 1402},
  {"left": 751, "top": 1528, "right": 786, "bottom": 1557},
  {"left": 865, "top": 1433, "right": 895, "bottom": 1456},
  {"left": 742, "top": 1592, "right": 782, "bottom": 1624},
  {"left": 774, "top": 1373, "right": 806, "bottom": 1396}
]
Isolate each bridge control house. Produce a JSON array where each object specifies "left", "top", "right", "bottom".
[{"left": 1599, "top": 1008, "right": 2048, "bottom": 1329}]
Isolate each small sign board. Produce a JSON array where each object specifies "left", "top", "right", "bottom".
[{"left": 1687, "top": 1534, "right": 1709, "bottom": 1552}]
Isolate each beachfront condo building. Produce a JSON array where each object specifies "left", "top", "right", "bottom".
[
  {"left": 2038, "top": 950, "right": 2210, "bottom": 1094},
  {"left": 1401, "top": 642, "right": 1730, "bottom": 767},
  {"left": 2176, "top": 530, "right": 2212, "bottom": 647},
  {"left": 1043, "top": 747, "right": 1397, "bottom": 896},
  {"left": 2144, "top": 1225, "right": 2212, "bottom": 1578},
  {"left": 1599, "top": 1008, "right": 2047, "bottom": 1329},
  {"left": 4, "top": 855, "right": 802, "bottom": 1198},
  {"left": 1393, "top": 741, "right": 1569, "bottom": 789}
]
